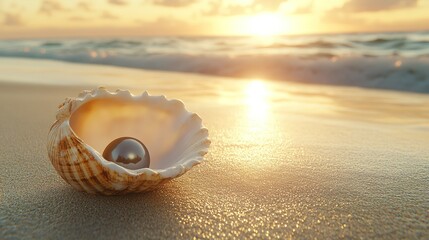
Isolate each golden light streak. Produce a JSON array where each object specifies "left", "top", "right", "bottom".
[{"left": 244, "top": 80, "right": 270, "bottom": 126}]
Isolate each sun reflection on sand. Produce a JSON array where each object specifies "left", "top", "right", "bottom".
[
  {"left": 234, "top": 79, "right": 282, "bottom": 168},
  {"left": 245, "top": 80, "right": 270, "bottom": 126},
  {"left": 240, "top": 79, "right": 274, "bottom": 148}
]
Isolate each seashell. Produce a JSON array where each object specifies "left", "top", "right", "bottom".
[{"left": 47, "top": 88, "right": 210, "bottom": 195}]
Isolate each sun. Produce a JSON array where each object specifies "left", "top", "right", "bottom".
[{"left": 244, "top": 13, "right": 285, "bottom": 36}]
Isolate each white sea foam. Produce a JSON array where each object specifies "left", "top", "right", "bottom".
[{"left": 1, "top": 31, "right": 428, "bottom": 93}]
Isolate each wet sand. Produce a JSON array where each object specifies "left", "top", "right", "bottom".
[{"left": 0, "top": 58, "right": 428, "bottom": 239}]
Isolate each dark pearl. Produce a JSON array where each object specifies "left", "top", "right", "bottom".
[{"left": 102, "top": 137, "right": 150, "bottom": 170}]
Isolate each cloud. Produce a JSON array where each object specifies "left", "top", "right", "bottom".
[
  {"left": 322, "top": 0, "right": 420, "bottom": 32},
  {"left": 135, "top": 17, "right": 206, "bottom": 35},
  {"left": 2, "top": 12, "right": 23, "bottom": 26},
  {"left": 0, "top": 16, "right": 207, "bottom": 38},
  {"left": 69, "top": 16, "right": 87, "bottom": 21},
  {"left": 322, "top": 11, "right": 429, "bottom": 34},
  {"left": 39, "top": 0, "right": 66, "bottom": 15},
  {"left": 108, "top": 0, "right": 127, "bottom": 6},
  {"left": 253, "top": 0, "right": 287, "bottom": 11},
  {"left": 77, "top": 2, "right": 91, "bottom": 11},
  {"left": 290, "top": 1, "right": 313, "bottom": 15},
  {"left": 323, "top": 0, "right": 420, "bottom": 27},
  {"left": 340, "top": 0, "right": 418, "bottom": 12},
  {"left": 101, "top": 11, "right": 118, "bottom": 19},
  {"left": 151, "top": 0, "right": 197, "bottom": 7},
  {"left": 322, "top": 11, "right": 362, "bottom": 26},
  {"left": 205, "top": 0, "right": 287, "bottom": 16}
]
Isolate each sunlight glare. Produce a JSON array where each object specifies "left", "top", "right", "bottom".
[
  {"left": 245, "top": 80, "right": 269, "bottom": 124},
  {"left": 245, "top": 13, "right": 285, "bottom": 36}
]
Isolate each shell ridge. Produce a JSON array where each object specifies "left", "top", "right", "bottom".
[
  {"left": 176, "top": 137, "right": 211, "bottom": 164},
  {"left": 166, "top": 126, "right": 209, "bottom": 160},
  {"left": 64, "top": 125, "right": 95, "bottom": 193},
  {"left": 152, "top": 122, "right": 207, "bottom": 173}
]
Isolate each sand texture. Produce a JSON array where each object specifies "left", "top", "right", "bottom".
[{"left": 1, "top": 58, "right": 428, "bottom": 239}]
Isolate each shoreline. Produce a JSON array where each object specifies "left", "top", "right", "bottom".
[
  {"left": 1, "top": 54, "right": 428, "bottom": 94},
  {"left": 1, "top": 56, "right": 428, "bottom": 96}
]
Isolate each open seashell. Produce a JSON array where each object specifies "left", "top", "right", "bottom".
[{"left": 47, "top": 88, "right": 210, "bottom": 195}]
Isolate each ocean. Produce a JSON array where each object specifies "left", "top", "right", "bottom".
[{"left": 1, "top": 31, "right": 429, "bottom": 93}]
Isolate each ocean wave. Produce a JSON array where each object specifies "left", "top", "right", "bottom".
[
  {"left": 352, "top": 37, "right": 406, "bottom": 44},
  {"left": 41, "top": 42, "right": 63, "bottom": 47},
  {"left": 258, "top": 41, "right": 353, "bottom": 49},
  {"left": 1, "top": 50, "right": 428, "bottom": 93},
  {"left": 0, "top": 31, "right": 429, "bottom": 93}
]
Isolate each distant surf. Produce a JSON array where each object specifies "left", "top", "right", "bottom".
[{"left": 1, "top": 31, "right": 429, "bottom": 93}]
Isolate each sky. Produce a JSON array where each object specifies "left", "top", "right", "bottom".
[{"left": 0, "top": 0, "right": 428, "bottom": 39}]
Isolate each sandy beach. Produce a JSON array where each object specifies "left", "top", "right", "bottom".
[{"left": 1, "top": 58, "right": 428, "bottom": 239}]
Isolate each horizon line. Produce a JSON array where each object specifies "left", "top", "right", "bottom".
[{"left": 1, "top": 29, "right": 428, "bottom": 41}]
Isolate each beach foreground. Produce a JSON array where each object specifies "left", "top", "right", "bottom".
[{"left": 0, "top": 58, "right": 428, "bottom": 239}]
